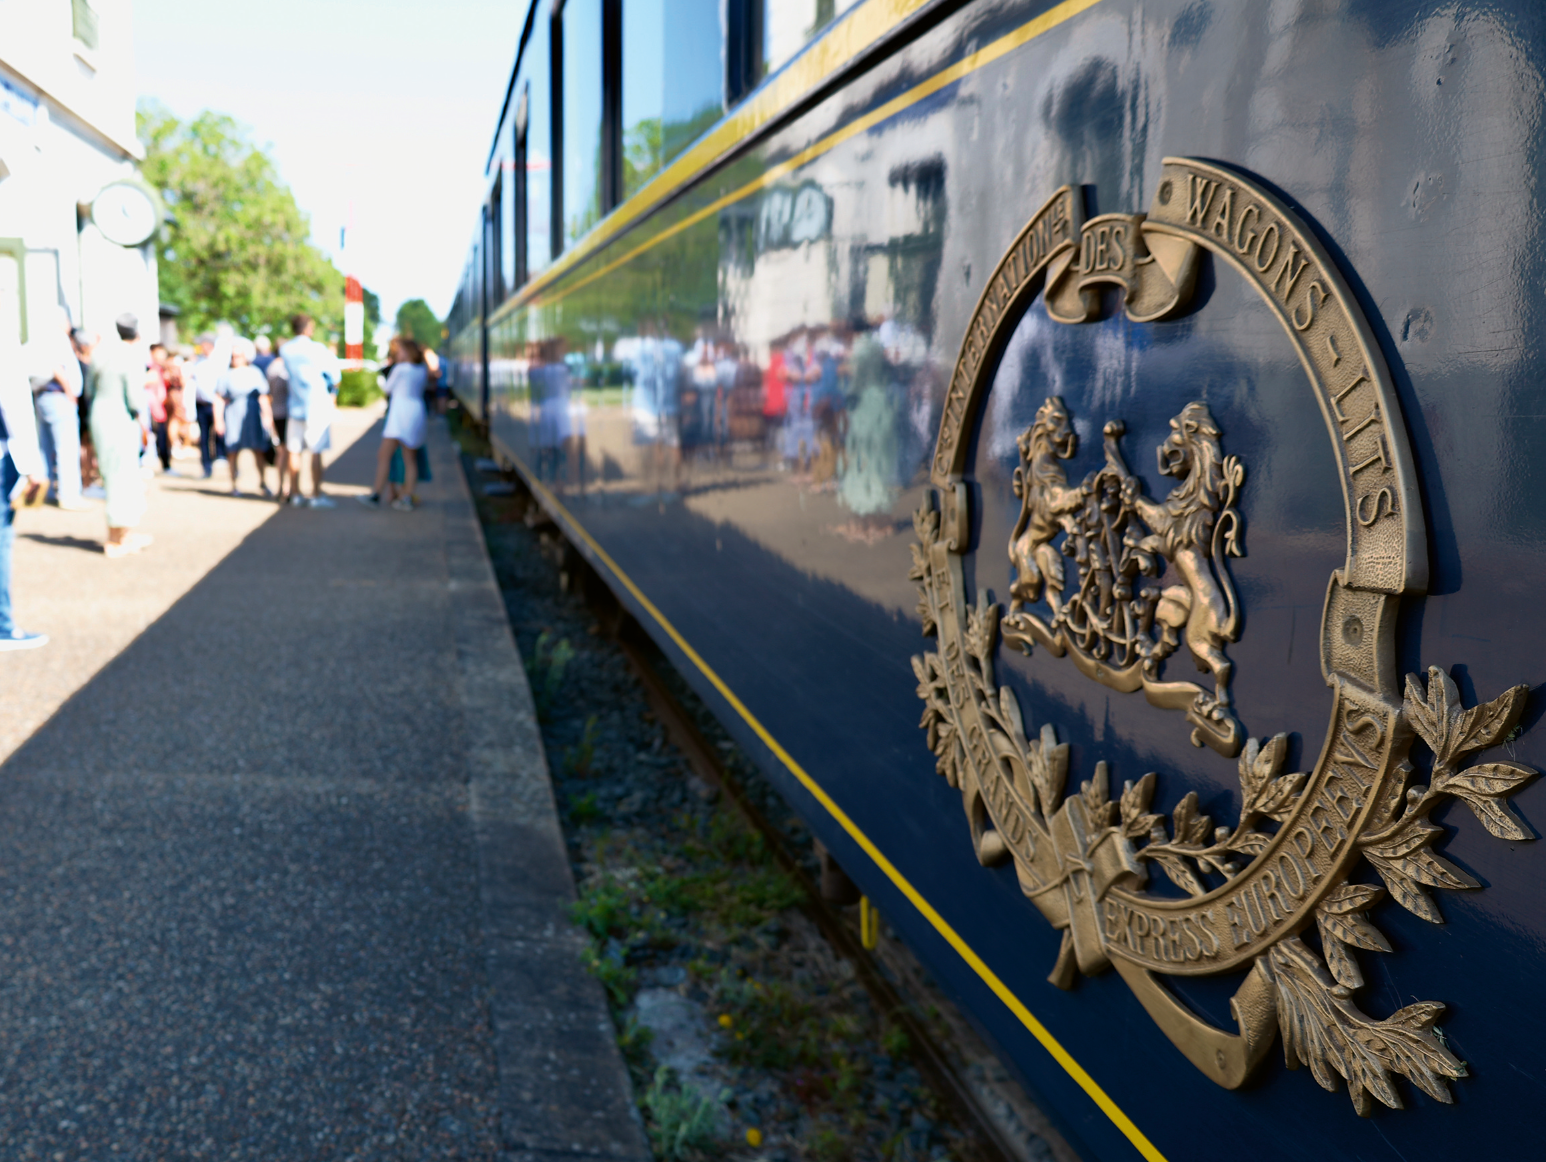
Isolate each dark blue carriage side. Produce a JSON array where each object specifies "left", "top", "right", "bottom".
[{"left": 445, "top": 3, "right": 1546, "bottom": 1160}]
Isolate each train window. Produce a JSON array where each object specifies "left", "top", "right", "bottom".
[
  {"left": 725, "top": 0, "right": 761, "bottom": 105},
  {"left": 489, "top": 173, "right": 505, "bottom": 303},
  {"left": 522, "top": 13, "right": 554, "bottom": 274},
  {"left": 623, "top": 0, "right": 724, "bottom": 197},
  {"left": 514, "top": 84, "right": 529, "bottom": 288},
  {"left": 601, "top": 0, "right": 622, "bottom": 212},
  {"left": 472, "top": 236, "right": 482, "bottom": 323},
  {"left": 621, "top": 0, "right": 664, "bottom": 197},
  {"left": 559, "top": 0, "right": 605, "bottom": 248},
  {"left": 763, "top": 0, "right": 861, "bottom": 80}
]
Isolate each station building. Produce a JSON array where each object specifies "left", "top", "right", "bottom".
[{"left": 0, "top": 0, "right": 158, "bottom": 352}]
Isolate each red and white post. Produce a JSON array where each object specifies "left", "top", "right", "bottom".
[{"left": 344, "top": 274, "right": 364, "bottom": 366}]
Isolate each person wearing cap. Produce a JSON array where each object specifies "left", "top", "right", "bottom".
[
  {"left": 87, "top": 314, "right": 154, "bottom": 558},
  {"left": 251, "top": 333, "right": 276, "bottom": 377},
  {"left": 213, "top": 337, "right": 274, "bottom": 497},
  {"left": 189, "top": 328, "right": 233, "bottom": 478},
  {"left": 0, "top": 320, "right": 50, "bottom": 648}
]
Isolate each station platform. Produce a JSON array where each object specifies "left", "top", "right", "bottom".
[{"left": 0, "top": 411, "right": 648, "bottom": 1160}]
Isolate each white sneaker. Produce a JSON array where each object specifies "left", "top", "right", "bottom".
[
  {"left": 308, "top": 495, "right": 337, "bottom": 509},
  {"left": 103, "top": 533, "right": 153, "bottom": 559},
  {"left": 0, "top": 629, "right": 48, "bottom": 651}
]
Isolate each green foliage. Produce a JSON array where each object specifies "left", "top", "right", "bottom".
[
  {"left": 661, "top": 106, "right": 722, "bottom": 173},
  {"left": 340, "top": 288, "right": 383, "bottom": 361},
  {"left": 715, "top": 975, "right": 821, "bottom": 1071},
  {"left": 804, "top": 1124, "right": 851, "bottom": 1162},
  {"left": 617, "top": 1013, "right": 656, "bottom": 1081},
  {"left": 572, "top": 876, "right": 636, "bottom": 941},
  {"left": 530, "top": 630, "right": 576, "bottom": 719},
  {"left": 623, "top": 117, "right": 664, "bottom": 200},
  {"left": 564, "top": 714, "right": 601, "bottom": 777},
  {"left": 395, "top": 298, "right": 443, "bottom": 350},
  {"left": 568, "top": 792, "right": 601, "bottom": 824},
  {"left": 588, "top": 943, "right": 637, "bottom": 1007},
  {"left": 643, "top": 1067, "right": 724, "bottom": 1161},
  {"left": 335, "top": 368, "right": 381, "bottom": 408},
  {"left": 137, "top": 103, "right": 346, "bottom": 341}
]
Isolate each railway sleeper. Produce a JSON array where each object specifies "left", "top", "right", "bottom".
[{"left": 482, "top": 460, "right": 1078, "bottom": 1162}]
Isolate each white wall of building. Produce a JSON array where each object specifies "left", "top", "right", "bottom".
[{"left": 0, "top": 0, "right": 157, "bottom": 351}]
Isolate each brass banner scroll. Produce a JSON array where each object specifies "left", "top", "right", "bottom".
[{"left": 911, "top": 159, "right": 1536, "bottom": 1116}]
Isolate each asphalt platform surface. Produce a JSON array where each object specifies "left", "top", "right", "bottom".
[{"left": 0, "top": 414, "right": 646, "bottom": 1160}]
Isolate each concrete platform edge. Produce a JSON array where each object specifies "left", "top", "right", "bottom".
[{"left": 432, "top": 420, "right": 651, "bottom": 1161}]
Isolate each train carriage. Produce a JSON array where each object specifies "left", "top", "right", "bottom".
[{"left": 444, "top": 3, "right": 1546, "bottom": 1159}]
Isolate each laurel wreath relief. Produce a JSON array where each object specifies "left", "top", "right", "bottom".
[
  {"left": 913, "top": 159, "right": 1539, "bottom": 1117},
  {"left": 910, "top": 503, "right": 1536, "bottom": 1114}
]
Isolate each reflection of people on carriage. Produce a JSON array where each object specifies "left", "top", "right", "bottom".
[
  {"left": 778, "top": 328, "right": 814, "bottom": 474},
  {"left": 807, "top": 323, "right": 850, "bottom": 487},
  {"left": 713, "top": 340, "right": 737, "bottom": 452},
  {"left": 761, "top": 334, "right": 789, "bottom": 465},
  {"left": 836, "top": 320, "right": 902, "bottom": 529},
  {"left": 531, "top": 337, "right": 581, "bottom": 487},
  {"left": 679, "top": 331, "right": 718, "bottom": 461},
  {"left": 720, "top": 341, "right": 765, "bottom": 451},
  {"left": 625, "top": 321, "right": 683, "bottom": 495}
]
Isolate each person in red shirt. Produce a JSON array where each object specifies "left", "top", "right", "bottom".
[
  {"left": 146, "top": 344, "right": 171, "bottom": 471},
  {"left": 762, "top": 338, "right": 789, "bottom": 466}
]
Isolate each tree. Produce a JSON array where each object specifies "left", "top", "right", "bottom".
[
  {"left": 137, "top": 104, "right": 349, "bottom": 342},
  {"left": 395, "top": 299, "right": 443, "bottom": 351}
]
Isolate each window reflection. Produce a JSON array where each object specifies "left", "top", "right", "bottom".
[
  {"left": 521, "top": 19, "right": 553, "bottom": 274},
  {"left": 623, "top": 0, "right": 724, "bottom": 198},
  {"left": 562, "top": 0, "right": 604, "bottom": 246},
  {"left": 764, "top": 0, "right": 862, "bottom": 79}
]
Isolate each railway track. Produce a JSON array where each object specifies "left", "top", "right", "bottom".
[{"left": 489, "top": 461, "right": 1077, "bottom": 1162}]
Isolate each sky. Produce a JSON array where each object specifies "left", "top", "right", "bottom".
[{"left": 132, "top": 0, "right": 529, "bottom": 323}]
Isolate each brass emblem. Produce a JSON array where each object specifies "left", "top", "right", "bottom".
[
  {"left": 911, "top": 159, "right": 1536, "bottom": 1115},
  {"left": 1004, "top": 397, "right": 1246, "bottom": 755}
]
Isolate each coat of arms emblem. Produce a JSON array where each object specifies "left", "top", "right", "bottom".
[
  {"left": 1003, "top": 395, "right": 1246, "bottom": 755},
  {"left": 910, "top": 159, "right": 1536, "bottom": 1115}
]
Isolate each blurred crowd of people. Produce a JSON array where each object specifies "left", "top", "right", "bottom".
[
  {"left": 0, "top": 308, "right": 442, "bottom": 651},
  {"left": 551, "top": 315, "right": 935, "bottom": 514}
]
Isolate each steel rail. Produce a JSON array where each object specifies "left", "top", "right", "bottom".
[{"left": 557, "top": 562, "right": 1027, "bottom": 1162}]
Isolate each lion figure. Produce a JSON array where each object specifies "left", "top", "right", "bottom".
[
  {"left": 1008, "top": 397, "right": 1085, "bottom": 612},
  {"left": 1114, "top": 401, "right": 1244, "bottom": 707}
]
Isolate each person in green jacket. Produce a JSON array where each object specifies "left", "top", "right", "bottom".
[{"left": 88, "top": 314, "right": 153, "bottom": 559}]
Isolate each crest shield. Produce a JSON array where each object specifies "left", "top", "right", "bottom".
[{"left": 911, "top": 159, "right": 1535, "bottom": 1115}]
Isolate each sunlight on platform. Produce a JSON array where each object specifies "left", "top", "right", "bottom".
[{"left": 0, "top": 404, "right": 384, "bottom": 764}]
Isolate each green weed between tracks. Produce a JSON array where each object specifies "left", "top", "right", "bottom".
[
  {"left": 645, "top": 1066, "right": 729, "bottom": 1161},
  {"left": 570, "top": 806, "right": 954, "bottom": 1160},
  {"left": 451, "top": 411, "right": 976, "bottom": 1161}
]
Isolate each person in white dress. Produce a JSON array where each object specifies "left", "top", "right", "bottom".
[
  {"left": 213, "top": 337, "right": 274, "bottom": 497},
  {"left": 360, "top": 337, "right": 428, "bottom": 511}
]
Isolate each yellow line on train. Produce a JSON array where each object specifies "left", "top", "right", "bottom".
[
  {"left": 491, "top": 0, "right": 1106, "bottom": 327},
  {"left": 501, "top": 458, "right": 1168, "bottom": 1162}
]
